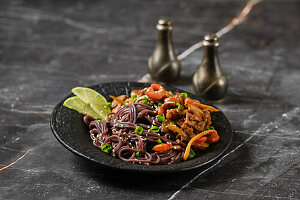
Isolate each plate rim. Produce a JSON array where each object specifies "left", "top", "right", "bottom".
[{"left": 50, "top": 81, "right": 233, "bottom": 173}]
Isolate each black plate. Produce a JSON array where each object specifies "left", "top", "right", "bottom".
[{"left": 50, "top": 82, "right": 232, "bottom": 173}]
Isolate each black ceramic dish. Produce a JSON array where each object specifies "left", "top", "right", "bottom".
[{"left": 50, "top": 82, "right": 232, "bottom": 173}]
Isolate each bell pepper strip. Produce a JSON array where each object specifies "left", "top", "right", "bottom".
[
  {"left": 157, "top": 106, "right": 165, "bottom": 115},
  {"left": 183, "top": 130, "right": 217, "bottom": 160},
  {"left": 153, "top": 143, "right": 173, "bottom": 152},
  {"left": 194, "top": 136, "right": 208, "bottom": 143},
  {"left": 206, "top": 131, "right": 220, "bottom": 143},
  {"left": 146, "top": 84, "right": 166, "bottom": 100}
]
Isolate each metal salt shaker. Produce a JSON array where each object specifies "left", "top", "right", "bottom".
[
  {"left": 148, "top": 19, "right": 181, "bottom": 83},
  {"left": 193, "top": 33, "right": 228, "bottom": 101}
]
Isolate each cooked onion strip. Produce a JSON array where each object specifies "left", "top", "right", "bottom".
[
  {"left": 110, "top": 95, "right": 124, "bottom": 104},
  {"left": 198, "top": 104, "right": 219, "bottom": 112}
]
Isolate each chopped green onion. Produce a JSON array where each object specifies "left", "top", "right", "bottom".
[
  {"left": 181, "top": 93, "right": 188, "bottom": 98},
  {"left": 135, "top": 126, "right": 143, "bottom": 135},
  {"left": 150, "top": 126, "right": 160, "bottom": 132},
  {"left": 206, "top": 126, "right": 215, "bottom": 130},
  {"left": 107, "top": 102, "right": 112, "bottom": 108},
  {"left": 156, "top": 139, "right": 162, "bottom": 144},
  {"left": 101, "top": 144, "right": 112, "bottom": 153},
  {"left": 142, "top": 99, "right": 148, "bottom": 104},
  {"left": 158, "top": 114, "right": 165, "bottom": 122},
  {"left": 135, "top": 152, "right": 141, "bottom": 157},
  {"left": 123, "top": 102, "right": 128, "bottom": 105},
  {"left": 184, "top": 103, "right": 188, "bottom": 107},
  {"left": 158, "top": 103, "right": 162, "bottom": 107},
  {"left": 132, "top": 95, "right": 138, "bottom": 103},
  {"left": 188, "top": 149, "right": 196, "bottom": 159},
  {"left": 96, "top": 117, "right": 101, "bottom": 121},
  {"left": 176, "top": 103, "right": 181, "bottom": 108}
]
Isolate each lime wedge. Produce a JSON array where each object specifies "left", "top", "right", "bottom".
[
  {"left": 71, "top": 87, "right": 110, "bottom": 120},
  {"left": 63, "top": 96, "right": 101, "bottom": 119}
]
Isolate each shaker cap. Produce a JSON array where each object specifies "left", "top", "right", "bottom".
[
  {"left": 203, "top": 33, "right": 219, "bottom": 46},
  {"left": 156, "top": 19, "right": 173, "bottom": 30}
]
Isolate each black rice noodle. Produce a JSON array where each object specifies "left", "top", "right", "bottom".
[{"left": 84, "top": 102, "right": 184, "bottom": 165}]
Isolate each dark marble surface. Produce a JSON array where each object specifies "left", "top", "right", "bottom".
[{"left": 0, "top": 0, "right": 299, "bottom": 199}]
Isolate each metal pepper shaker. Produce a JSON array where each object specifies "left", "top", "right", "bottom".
[
  {"left": 193, "top": 33, "right": 227, "bottom": 101},
  {"left": 148, "top": 19, "right": 181, "bottom": 83}
]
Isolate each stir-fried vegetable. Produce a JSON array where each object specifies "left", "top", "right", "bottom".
[
  {"left": 153, "top": 143, "right": 174, "bottom": 152},
  {"left": 183, "top": 130, "right": 218, "bottom": 160}
]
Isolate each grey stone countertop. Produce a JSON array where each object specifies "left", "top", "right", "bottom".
[{"left": 0, "top": 0, "right": 299, "bottom": 199}]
